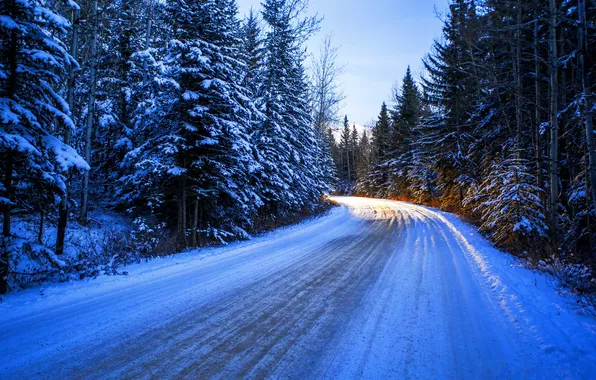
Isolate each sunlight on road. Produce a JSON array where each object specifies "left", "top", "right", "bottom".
[{"left": 1, "top": 198, "right": 595, "bottom": 378}]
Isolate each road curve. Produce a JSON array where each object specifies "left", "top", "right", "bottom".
[{"left": 1, "top": 197, "right": 595, "bottom": 379}]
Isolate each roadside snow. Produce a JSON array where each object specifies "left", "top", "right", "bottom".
[
  {"left": 0, "top": 207, "right": 345, "bottom": 317},
  {"left": 1, "top": 198, "right": 594, "bottom": 378}
]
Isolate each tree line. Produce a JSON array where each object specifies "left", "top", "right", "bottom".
[
  {"left": 0, "top": 0, "right": 334, "bottom": 293},
  {"left": 333, "top": 0, "right": 596, "bottom": 267}
]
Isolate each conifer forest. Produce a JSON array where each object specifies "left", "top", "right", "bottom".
[
  {"left": 1, "top": 0, "right": 596, "bottom": 377},
  {"left": 1, "top": 0, "right": 333, "bottom": 292},
  {"left": 332, "top": 0, "right": 596, "bottom": 275}
]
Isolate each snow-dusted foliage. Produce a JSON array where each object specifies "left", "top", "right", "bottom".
[
  {"left": 349, "top": 0, "right": 596, "bottom": 272},
  {"left": 354, "top": 103, "right": 392, "bottom": 197},
  {"left": 255, "top": 0, "right": 328, "bottom": 213},
  {"left": 117, "top": 0, "right": 332, "bottom": 249},
  {"left": 0, "top": 0, "right": 333, "bottom": 293},
  {"left": 121, "top": 0, "right": 262, "bottom": 246},
  {"left": 0, "top": 0, "right": 84, "bottom": 195},
  {"left": 0, "top": 0, "right": 87, "bottom": 292},
  {"left": 539, "top": 256, "right": 594, "bottom": 294},
  {"left": 91, "top": 0, "right": 146, "bottom": 200},
  {"left": 466, "top": 154, "right": 548, "bottom": 250}
]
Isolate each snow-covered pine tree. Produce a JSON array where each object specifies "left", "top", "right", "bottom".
[
  {"left": 121, "top": 0, "right": 260, "bottom": 247},
  {"left": 324, "top": 124, "right": 339, "bottom": 191},
  {"left": 339, "top": 115, "right": 351, "bottom": 188},
  {"left": 116, "top": 26, "right": 176, "bottom": 223},
  {"left": 373, "top": 102, "right": 391, "bottom": 163},
  {"left": 288, "top": 56, "right": 328, "bottom": 204},
  {"left": 405, "top": 89, "right": 436, "bottom": 204},
  {"left": 357, "top": 103, "right": 390, "bottom": 197},
  {"left": 350, "top": 124, "right": 358, "bottom": 180},
  {"left": 92, "top": 0, "right": 144, "bottom": 202},
  {"left": 420, "top": 0, "right": 479, "bottom": 210},
  {"left": 314, "top": 121, "right": 335, "bottom": 195},
  {"left": 110, "top": 0, "right": 169, "bottom": 222},
  {"left": 55, "top": 0, "right": 81, "bottom": 256},
  {"left": 355, "top": 129, "right": 372, "bottom": 189},
  {"left": 467, "top": 151, "right": 548, "bottom": 251},
  {"left": 119, "top": 0, "right": 169, "bottom": 187},
  {"left": 259, "top": 0, "right": 327, "bottom": 216},
  {"left": 386, "top": 66, "right": 423, "bottom": 198},
  {"left": 241, "top": 9, "right": 265, "bottom": 104},
  {"left": 0, "top": 0, "right": 87, "bottom": 293},
  {"left": 238, "top": 9, "right": 268, "bottom": 213}
]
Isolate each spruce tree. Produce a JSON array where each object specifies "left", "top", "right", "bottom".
[
  {"left": 121, "top": 0, "right": 260, "bottom": 246},
  {"left": 468, "top": 153, "right": 548, "bottom": 250},
  {"left": 95, "top": 0, "right": 143, "bottom": 200},
  {"left": 0, "top": 0, "right": 87, "bottom": 292},
  {"left": 241, "top": 9, "right": 265, "bottom": 103},
  {"left": 421, "top": 0, "right": 479, "bottom": 208},
  {"left": 339, "top": 115, "right": 351, "bottom": 186},
  {"left": 349, "top": 123, "right": 359, "bottom": 190},
  {"left": 259, "top": 0, "right": 326, "bottom": 214},
  {"left": 386, "top": 66, "right": 423, "bottom": 197},
  {"left": 357, "top": 103, "right": 391, "bottom": 196}
]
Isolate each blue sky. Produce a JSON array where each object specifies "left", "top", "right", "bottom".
[{"left": 236, "top": 0, "right": 449, "bottom": 126}]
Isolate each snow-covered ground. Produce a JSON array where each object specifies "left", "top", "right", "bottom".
[
  {"left": 1, "top": 197, "right": 595, "bottom": 378},
  {"left": 8, "top": 210, "right": 132, "bottom": 289}
]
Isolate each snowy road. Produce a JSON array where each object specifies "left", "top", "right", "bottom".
[{"left": 1, "top": 197, "right": 596, "bottom": 379}]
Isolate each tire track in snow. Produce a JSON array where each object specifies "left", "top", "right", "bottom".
[{"left": 1, "top": 197, "right": 595, "bottom": 379}]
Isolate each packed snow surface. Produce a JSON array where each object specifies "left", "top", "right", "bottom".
[{"left": 1, "top": 197, "right": 595, "bottom": 378}]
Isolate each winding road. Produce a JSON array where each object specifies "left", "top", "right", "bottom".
[{"left": 1, "top": 197, "right": 595, "bottom": 379}]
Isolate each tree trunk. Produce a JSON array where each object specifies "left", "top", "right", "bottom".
[
  {"left": 346, "top": 145, "right": 351, "bottom": 185},
  {"left": 515, "top": 0, "right": 523, "bottom": 154},
  {"left": 2, "top": 23, "right": 18, "bottom": 294},
  {"left": 142, "top": 2, "right": 153, "bottom": 87},
  {"left": 190, "top": 199, "right": 198, "bottom": 247},
  {"left": 177, "top": 176, "right": 187, "bottom": 248},
  {"left": 548, "top": 0, "right": 559, "bottom": 246},
  {"left": 1, "top": 151, "right": 14, "bottom": 294},
  {"left": 534, "top": 16, "right": 545, "bottom": 197},
  {"left": 56, "top": 8, "right": 79, "bottom": 255},
  {"left": 3, "top": 150, "right": 13, "bottom": 239},
  {"left": 80, "top": 0, "right": 98, "bottom": 225},
  {"left": 578, "top": 0, "right": 596, "bottom": 214},
  {"left": 38, "top": 210, "right": 44, "bottom": 244}
]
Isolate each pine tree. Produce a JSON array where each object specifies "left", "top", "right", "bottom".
[
  {"left": 355, "top": 129, "right": 372, "bottom": 190},
  {"left": 420, "top": 0, "right": 479, "bottom": 209},
  {"left": 350, "top": 123, "right": 358, "bottom": 181},
  {"left": 0, "top": 0, "right": 87, "bottom": 292},
  {"left": 94, "top": 0, "right": 144, "bottom": 201},
  {"left": 357, "top": 103, "right": 391, "bottom": 196},
  {"left": 390, "top": 66, "right": 421, "bottom": 156},
  {"left": 468, "top": 153, "right": 548, "bottom": 250},
  {"left": 374, "top": 102, "right": 391, "bottom": 160},
  {"left": 386, "top": 66, "right": 423, "bottom": 197},
  {"left": 241, "top": 8, "right": 265, "bottom": 103},
  {"left": 339, "top": 115, "right": 351, "bottom": 186},
  {"left": 120, "top": 0, "right": 261, "bottom": 246},
  {"left": 259, "top": 0, "right": 326, "bottom": 214}
]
